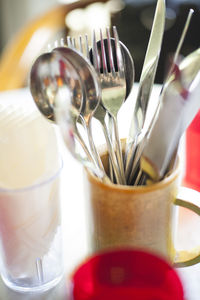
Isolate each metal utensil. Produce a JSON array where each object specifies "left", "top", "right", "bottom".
[
  {"left": 62, "top": 34, "right": 122, "bottom": 184},
  {"left": 180, "top": 48, "right": 200, "bottom": 87},
  {"left": 128, "top": 8, "right": 194, "bottom": 185},
  {"left": 53, "top": 46, "right": 105, "bottom": 174},
  {"left": 76, "top": 34, "right": 125, "bottom": 184},
  {"left": 64, "top": 35, "right": 122, "bottom": 184},
  {"left": 53, "top": 28, "right": 134, "bottom": 184},
  {"left": 55, "top": 92, "right": 110, "bottom": 184},
  {"left": 91, "top": 34, "right": 134, "bottom": 184},
  {"left": 30, "top": 51, "right": 110, "bottom": 183},
  {"left": 125, "top": 0, "right": 166, "bottom": 179},
  {"left": 30, "top": 51, "right": 83, "bottom": 122},
  {"left": 64, "top": 33, "right": 127, "bottom": 184},
  {"left": 30, "top": 50, "right": 95, "bottom": 161},
  {"left": 140, "top": 55, "right": 200, "bottom": 182},
  {"left": 94, "top": 37, "right": 135, "bottom": 101},
  {"left": 30, "top": 52, "right": 96, "bottom": 169},
  {"left": 91, "top": 27, "right": 127, "bottom": 184}
]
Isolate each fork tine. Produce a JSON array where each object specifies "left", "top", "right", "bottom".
[
  {"left": 47, "top": 43, "right": 52, "bottom": 52},
  {"left": 79, "top": 36, "right": 83, "bottom": 54},
  {"left": 54, "top": 40, "right": 59, "bottom": 48},
  {"left": 113, "top": 26, "right": 124, "bottom": 74},
  {"left": 60, "top": 37, "right": 65, "bottom": 47},
  {"left": 67, "top": 36, "right": 72, "bottom": 47},
  {"left": 72, "top": 37, "right": 76, "bottom": 48},
  {"left": 67, "top": 35, "right": 85, "bottom": 56},
  {"left": 100, "top": 29, "right": 108, "bottom": 74},
  {"left": 79, "top": 34, "right": 90, "bottom": 58},
  {"left": 85, "top": 34, "right": 90, "bottom": 60},
  {"left": 106, "top": 27, "right": 115, "bottom": 74},
  {"left": 92, "top": 30, "right": 100, "bottom": 74}
]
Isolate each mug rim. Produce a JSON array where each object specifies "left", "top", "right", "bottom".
[{"left": 86, "top": 157, "right": 180, "bottom": 194}]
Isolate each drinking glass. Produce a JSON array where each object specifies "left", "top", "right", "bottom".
[{"left": 0, "top": 161, "right": 64, "bottom": 292}]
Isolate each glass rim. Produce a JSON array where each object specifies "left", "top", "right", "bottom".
[{"left": 0, "top": 157, "right": 63, "bottom": 193}]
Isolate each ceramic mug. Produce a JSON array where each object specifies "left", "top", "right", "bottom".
[{"left": 84, "top": 144, "right": 200, "bottom": 268}]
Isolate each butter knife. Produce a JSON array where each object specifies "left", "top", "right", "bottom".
[{"left": 125, "top": 0, "right": 166, "bottom": 178}]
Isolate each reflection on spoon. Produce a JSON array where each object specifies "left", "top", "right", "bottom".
[{"left": 30, "top": 51, "right": 110, "bottom": 183}]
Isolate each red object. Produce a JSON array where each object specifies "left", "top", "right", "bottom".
[
  {"left": 69, "top": 249, "right": 184, "bottom": 300},
  {"left": 185, "top": 110, "right": 200, "bottom": 191}
]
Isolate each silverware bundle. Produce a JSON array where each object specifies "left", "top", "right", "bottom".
[{"left": 30, "top": 0, "right": 200, "bottom": 186}]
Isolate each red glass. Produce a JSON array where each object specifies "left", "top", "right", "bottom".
[
  {"left": 185, "top": 110, "right": 200, "bottom": 191},
  {"left": 69, "top": 249, "right": 184, "bottom": 300}
]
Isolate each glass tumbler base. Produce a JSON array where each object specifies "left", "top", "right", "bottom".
[{"left": 1, "top": 273, "right": 63, "bottom": 293}]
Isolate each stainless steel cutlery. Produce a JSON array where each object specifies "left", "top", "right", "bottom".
[{"left": 29, "top": 1, "right": 200, "bottom": 186}]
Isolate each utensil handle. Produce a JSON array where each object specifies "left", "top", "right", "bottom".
[
  {"left": 112, "top": 115, "right": 126, "bottom": 185},
  {"left": 125, "top": 136, "right": 138, "bottom": 181},
  {"left": 77, "top": 118, "right": 111, "bottom": 183},
  {"left": 75, "top": 126, "right": 111, "bottom": 184},
  {"left": 86, "top": 121, "right": 105, "bottom": 173},
  {"left": 86, "top": 123, "right": 111, "bottom": 184},
  {"left": 102, "top": 121, "right": 123, "bottom": 185},
  {"left": 74, "top": 125, "right": 95, "bottom": 165}
]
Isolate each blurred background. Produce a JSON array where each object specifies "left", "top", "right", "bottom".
[
  {"left": 0, "top": 0, "right": 199, "bottom": 90},
  {"left": 0, "top": 0, "right": 57, "bottom": 51}
]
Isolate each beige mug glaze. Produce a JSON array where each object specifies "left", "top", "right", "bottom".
[{"left": 84, "top": 143, "right": 200, "bottom": 268}]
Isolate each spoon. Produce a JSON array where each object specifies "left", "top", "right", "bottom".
[
  {"left": 53, "top": 46, "right": 105, "bottom": 173},
  {"left": 30, "top": 51, "right": 102, "bottom": 178},
  {"left": 30, "top": 51, "right": 82, "bottom": 122}
]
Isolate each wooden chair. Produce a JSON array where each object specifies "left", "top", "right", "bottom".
[{"left": 0, "top": 0, "right": 108, "bottom": 91}]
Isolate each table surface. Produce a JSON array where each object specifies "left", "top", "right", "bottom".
[{"left": 0, "top": 87, "right": 200, "bottom": 300}]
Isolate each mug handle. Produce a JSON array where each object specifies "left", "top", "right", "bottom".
[{"left": 173, "top": 186, "right": 200, "bottom": 268}]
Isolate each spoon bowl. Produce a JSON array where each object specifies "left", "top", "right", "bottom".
[{"left": 30, "top": 51, "right": 83, "bottom": 122}]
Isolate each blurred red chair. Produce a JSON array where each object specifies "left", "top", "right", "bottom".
[{"left": 0, "top": 0, "right": 108, "bottom": 91}]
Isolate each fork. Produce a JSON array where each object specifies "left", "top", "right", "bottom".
[
  {"left": 92, "top": 27, "right": 127, "bottom": 184},
  {"left": 65, "top": 33, "right": 124, "bottom": 185},
  {"left": 56, "top": 29, "right": 126, "bottom": 184}
]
